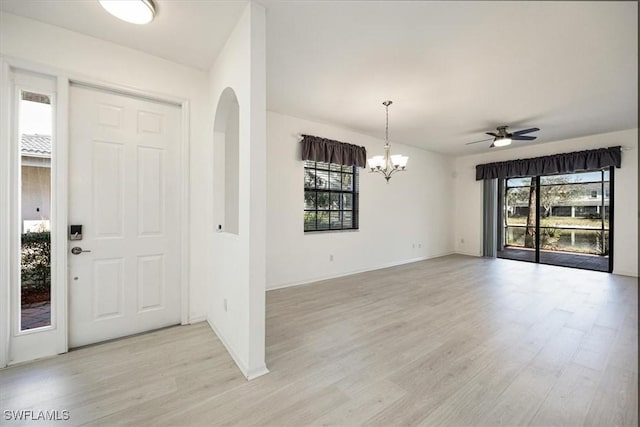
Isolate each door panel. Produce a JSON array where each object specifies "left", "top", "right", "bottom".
[
  {"left": 92, "top": 141, "right": 124, "bottom": 238},
  {"left": 69, "top": 85, "right": 181, "bottom": 348},
  {"left": 137, "top": 146, "right": 164, "bottom": 236},
  {"left": 137, "top": 254, "right": 164, "bottom": 312},
  {"left": 93, "top": 258, "right": 124, "bottom": 319}
]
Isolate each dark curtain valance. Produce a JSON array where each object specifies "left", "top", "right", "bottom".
[
  {"left": 301, "top": 135, "right": 367, "bottom": 168},
  {"left": 475, "top": 146, "right": 622, "bottom": 181}
]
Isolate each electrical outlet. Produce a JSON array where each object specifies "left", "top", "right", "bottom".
[
  {"left": 412, "top": 243, "right": 415, "bottom": 249},
  {"left": 460, "top": 238, "right": 465, "bottom": 244},
  {"left": 418, "top": 243, "right": 422, "bottom": 248},
  {"left": 223, "top": 298, "right": 228, "bottom": 312},
  {"left": 329, "top": 254, "right": 334, "bottom": 261}
]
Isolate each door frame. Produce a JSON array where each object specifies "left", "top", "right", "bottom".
[{"left": 0, "top": 56, "right": 191, "bottom": 367}]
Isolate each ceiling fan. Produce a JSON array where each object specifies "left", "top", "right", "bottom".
[{"left": 466, "top": 125, "right": 540, "bottom": 148}]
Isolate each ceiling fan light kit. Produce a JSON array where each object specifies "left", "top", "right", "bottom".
[
  {"left": 492, "top": 137, "right": 512, "bottom": 147},
  {"left": 466, "top": 125, "right": 540, "bottom": 148}
]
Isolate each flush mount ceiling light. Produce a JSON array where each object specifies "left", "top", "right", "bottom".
[
  {"left": 99, "top": 0, "right": 156, "bottom": 25},
  {"left": 367, "top": 101, "right": 408, "bottom": 182}
]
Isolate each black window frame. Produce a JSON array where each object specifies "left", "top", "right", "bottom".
[
  {"left": 304, "top": 160, "right": 359, "bottom": 232},
  {"left": 500, "top": 167, "right": 613, "bottom": 272}
]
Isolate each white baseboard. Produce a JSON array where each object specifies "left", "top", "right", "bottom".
[
  {"left": 267, "top": 252, "right": 455, "bottom": 292},
  {"left": 613, "top": 269, "right": 639, "bottom": 278},
  {"left": 206, "top": 317, "right": 269, "bottom": 381},
  {"left": 188, "top": 315, "right": 207, "bottom": 324},
  {"left": 246, "top": 364, "right": 269, "bottom": 380},
  {"left": 206, "top": 317, "right": 249, "bottom": 378},
  {"left": 454, "top": 250, "right": 482, "bottom": 257}
]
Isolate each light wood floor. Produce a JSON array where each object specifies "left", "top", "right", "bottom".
[{"left": 1, "top": 255, "right": 637, "bottom": 426}]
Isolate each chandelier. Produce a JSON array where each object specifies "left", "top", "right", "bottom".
[{"left": 367, "top": 100, "right": 408, "bottom": 182}]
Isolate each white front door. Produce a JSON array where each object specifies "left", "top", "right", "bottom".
[{"left": 68, "top": 85, "right": 182, "bottom": 348}]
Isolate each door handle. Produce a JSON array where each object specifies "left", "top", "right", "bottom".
[{"left": 71, "top": 247, "right": 91, "bottom": 255}]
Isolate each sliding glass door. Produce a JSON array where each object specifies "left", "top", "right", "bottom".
[
  {"left": 498, "top": 168, "right": 613, "bottom": 272},
  {"left": 502, "top": 177, "right": 537, "bottom": 262}
]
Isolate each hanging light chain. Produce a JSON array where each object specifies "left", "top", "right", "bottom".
[{"left": 385, "top": 101, "right": 389, "bottom": 143}]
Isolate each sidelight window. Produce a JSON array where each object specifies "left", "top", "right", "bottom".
[{"left": 18, "top": 90, "right": 53, "bottom": 331}]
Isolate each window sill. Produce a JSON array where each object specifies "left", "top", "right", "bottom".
[{"left": 304, "top": 229, "right": 359, "bottom": 234}]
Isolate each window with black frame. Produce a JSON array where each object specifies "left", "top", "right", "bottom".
[{"left": 304, "top": 160, "right": 358, "bottom": 232}]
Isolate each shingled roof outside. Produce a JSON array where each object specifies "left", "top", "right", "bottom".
[{"left": 21, "top": 134, "right": 51, "bottom": 157}]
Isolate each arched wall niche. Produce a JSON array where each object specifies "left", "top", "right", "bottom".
[{"left": 213, "top": 87, "right": 240, "bottom": 235}]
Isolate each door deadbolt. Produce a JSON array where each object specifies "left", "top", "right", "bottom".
[{"left": 71, "top": 247, "right": 91, "bottom": 255}]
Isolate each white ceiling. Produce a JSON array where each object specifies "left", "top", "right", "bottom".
[
  {"left": 264, "top": 1, "right": 637, "bottom": 155},
  {"left": 1, "top": 1, "right": 637, "bottom": 155},
  {"left": 0, "top": 0, "right": 248, "bottom": 71}
]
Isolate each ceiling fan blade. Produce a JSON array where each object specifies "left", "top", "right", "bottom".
[
  {"left": 512, "top": 127, "right": 540, "bottom": 135},
  {"left": 485, "top": 132, "right": 499, "bottom": 137},
  {"left": 512, "top": 135, "right": 537, "bottom": 141},
  {"left": 465, "top": 138, "right": 493, "bottom": 145}
]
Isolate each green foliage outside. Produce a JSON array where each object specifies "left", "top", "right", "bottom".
[
  {"left": 504, "top": 227, "right": 608, "bottom": 254},
  {"left": 304, "top": 162, "right": 355, "bottom": 231},
  {"left": 539, "top": 227, "right": 562, "bottom": 250},
  {"left": 507, "top": 176, "right": 583, "bottom": 219},
  {"left": 507, "top": 216, "right": 606, "bottom": 228},
  {"left": 304, "top": 168, "right": 331, "bottom": 230},
  {"left": 506, "top": 176, "right": 608, "bottom": 252},
  {"left": 21, "top": 231, "right": 51, "bottom": 293}
]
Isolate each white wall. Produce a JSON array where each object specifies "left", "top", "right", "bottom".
[
  {"left": 206, "top": 3, "right": 267, "bottom": 379},
  {"left": 453, "top": 128, "right": 638, "bottom": 277},
  {"left": 266, "top": 111, "right": 455, "bottom": 289},
  {"left": 0, "top": 12, "right": 210, "bottom": 321}
]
